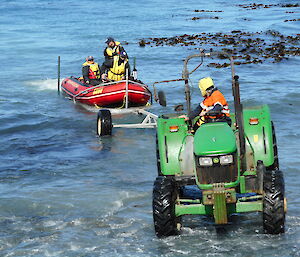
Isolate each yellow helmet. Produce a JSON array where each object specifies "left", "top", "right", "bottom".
[{"left": 198, "top": 77, "right": 214, "bottom": 96}]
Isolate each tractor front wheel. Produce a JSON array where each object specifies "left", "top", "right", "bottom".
[
  {"left": 263, "top": 169, "right": 285, "bottom": 234},
  {"left": 152, "top": 176, "right": 181, "bottom": 237}
]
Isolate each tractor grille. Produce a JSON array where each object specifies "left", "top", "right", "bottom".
[{"left": 195, "top": 155, "right": 238, "bottom": 184}]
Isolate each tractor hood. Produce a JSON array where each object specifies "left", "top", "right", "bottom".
[{"left": 194, "top": 123, "right": 237, "bottom": 155}]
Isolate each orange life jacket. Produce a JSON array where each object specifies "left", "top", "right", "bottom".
[{"left": 200, "top": 89, "right": 230, "bottom": 118}]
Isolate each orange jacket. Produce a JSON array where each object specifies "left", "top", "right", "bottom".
[{"left": 200, "top": 89, "right": 230, "bottom": 117}]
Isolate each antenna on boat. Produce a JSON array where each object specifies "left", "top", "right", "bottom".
[
  {"left": 125, "top": 69, "right": 129, "bottom": 109},
  {"left": 57, "top": 56, "right": 61, "bottom": 95},
  {"left": 132, "top": 57, "right": 137, "bottom": 80}
]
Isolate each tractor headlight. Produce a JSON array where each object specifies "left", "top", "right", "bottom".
[
  {"left": 199, "top": 157, "right": 213, "bottom": 166},
  {"left": 220, "top": 155, "right": 233, "bottom": 165}
]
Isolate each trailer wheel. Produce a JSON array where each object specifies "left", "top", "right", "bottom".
[
  {"left": 97, "top": 110, "right": 112, "bottom": 136},
  {"left": 152, "top": 176, "right": 181, "bottom": 237},
  {"left": 263, "top": 169, "right": 285, "bottom": 234}
]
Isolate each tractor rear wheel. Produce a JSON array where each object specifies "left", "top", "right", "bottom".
[
  {"left": 152, "top": 176, "right": 181, "bottom": 237},
  {"left": 97, "top": 110, "right": 112, "bottom": 136},
  {"left": 263, "top": 169, "right": 285, "bottom": 234}
]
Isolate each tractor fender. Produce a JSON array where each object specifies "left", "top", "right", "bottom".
[
  {"left": 242, "top": 105, "right": 275, "bottom": 169},
  {"left": 156, "top": 115, "right": 188, "bottom": 175}
]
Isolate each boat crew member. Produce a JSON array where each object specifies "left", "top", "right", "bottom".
[
  {"left": 179, "top": 77, "right": 231, "bottom": 130},
  {"left": 82, "top": 56, "right": 102, "bottom": 85},
  {"left": 101, "top": 51, "right": 131, "bottom": 82},
  {"left": 104, "top": 37, "right": 126, "bottom": 61}
]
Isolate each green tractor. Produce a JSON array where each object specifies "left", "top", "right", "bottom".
[{"left": 153, "top": 51, "right": 286, "bottom": 237}]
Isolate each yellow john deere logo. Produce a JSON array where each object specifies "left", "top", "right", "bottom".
[{"left": 213, "top": 157, "right": 220, "bottom": 164}]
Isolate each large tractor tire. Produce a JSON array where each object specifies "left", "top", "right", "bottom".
[
  {"left": 97, "top": 110, "right": 112, "bottom": 136},
  {"left": 263, "top": 169, "right": 285, "bottom": 234},
  {"left": 152, "top": 176, "right": 181, "bottom": 237}
]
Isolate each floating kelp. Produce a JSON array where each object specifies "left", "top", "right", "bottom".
[
  {"left": 237, "top": 3, "right": 274, "bottom": 9},
  {"left": 137, "top": 4, "right": 299, "bottom": 67},
  {"left": 237, "top": 3, "right": 299, "bottom": 9},
  {"left": 194, "top": 9, "right": 223, "bottom": 12},
  {"left": 191, "top": 16, "right": 220, "bottom": 20},
  {"left": 138, "top": 30, "right": 300, "bottom": 67},
  {"left": 281, "top": 4, "right": 299, "bottom": 7},
  {"left": 284, "top": 19, "right": 300, "bottom": 22}
]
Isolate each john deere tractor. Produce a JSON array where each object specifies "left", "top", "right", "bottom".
[{"left": 152, "top": 51, "right": 286, "bottom": 237}]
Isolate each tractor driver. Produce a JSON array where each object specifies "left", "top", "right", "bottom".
[{"left": 179, "top": 77, "right": 231, "bottom": 130}]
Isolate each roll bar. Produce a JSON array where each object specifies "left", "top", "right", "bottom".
[{"left": 182, "top": 51, "right": 246, "bottom": 163}]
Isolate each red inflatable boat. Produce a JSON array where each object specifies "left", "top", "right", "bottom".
[{"left": 61, "top": 77, "right": 152, "bottom": 108}]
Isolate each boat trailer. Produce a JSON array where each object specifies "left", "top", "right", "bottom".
[
  {"left": 97, "top": 108, "right": 158, "bottom": 136},
  {"left": 96, "top": 77, "right": 187, "bottom": 136}
]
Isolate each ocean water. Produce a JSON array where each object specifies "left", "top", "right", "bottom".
[{"left": 0, "top": 0, "right": 300, "bottom": 256}]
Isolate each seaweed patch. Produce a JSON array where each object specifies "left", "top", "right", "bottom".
[
  {"left": 237, "top": 3, "right": 299, "bottom": 9},
  {"left": 138, "top": 30, "right": 300, "bottom": 67}
]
